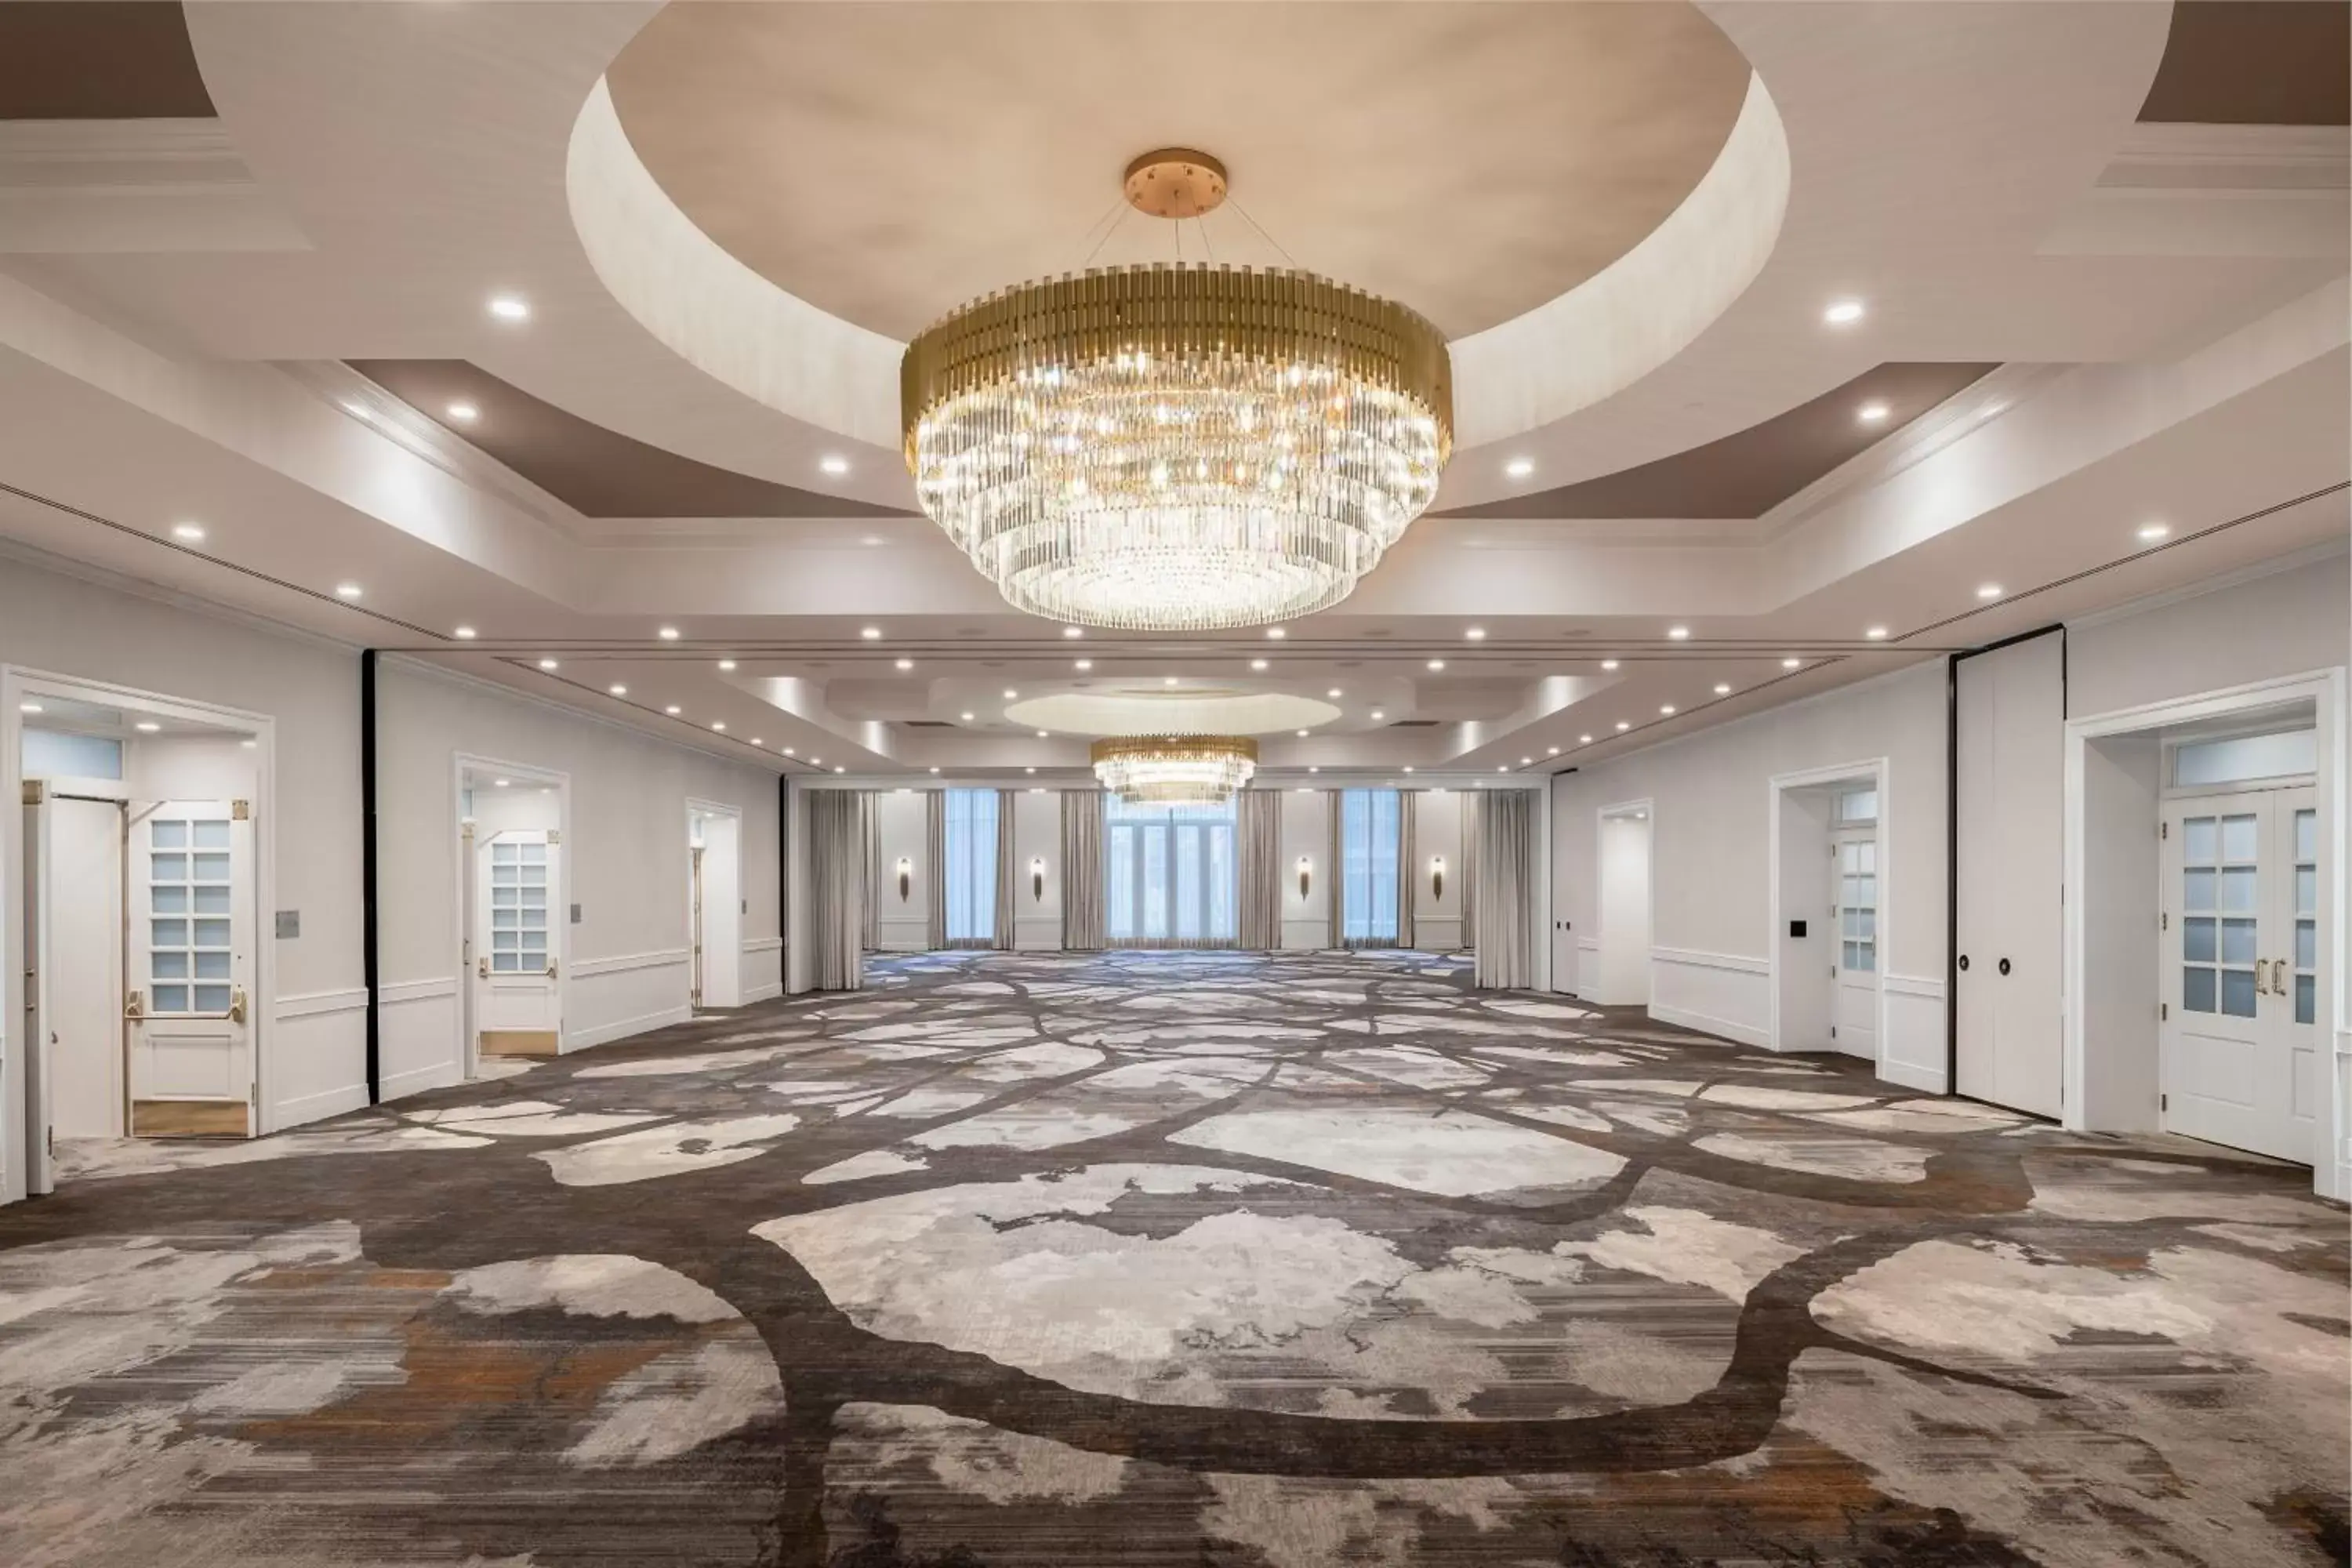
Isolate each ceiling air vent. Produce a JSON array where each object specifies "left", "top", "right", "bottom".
[
  {"left": 1388, "top": 719, "right": 1440, "bottom": 728},
  {"left": 905, "top": 720, "right": 960, "bottom": 728}
]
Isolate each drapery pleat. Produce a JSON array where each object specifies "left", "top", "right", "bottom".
[
  {"left": 924, "top": 789, "right": 946, "bottom": 952},
  {"left": 1236, "top": 789, "right": 1281, "bottom": 951},
  {"left": 858, "top": 791, "right": 880, "bottom": 952},
  {"left": 809, "top": 789, "right": 866, "bottom": 991},
  {"left": 1474, "top": 790, "right": 1534, "bottom": 989},
  {"left": 1397, "top": 789, "right": 1418, "bottom": 951},
  {"left": 1460, "top": 791, "right": 1479, "bottom": 953},
  {"left": 993, "top": 789, "right": 1018, "bottom": 950},
  {"left": 1325, "top": 789, "right": 1346, "bottom": 949},
  {"left": 1061, "top": 789, "right": 1105, "bottom": 950}
]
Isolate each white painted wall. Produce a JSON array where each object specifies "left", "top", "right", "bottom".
[
  {"left": 2070, "top": 557, "right": 2349, "bottom": 721},
  {"left": 2080, "top": 733, "right": 2163, "bottom": 1133},
  {"left": 1414, "top": 788, "right": 1465, "bottom": 950},
  {"left": 1279, "top": 788, "right": 1330, "bottom": 949},
  {"left": 1011, "top": 789, "right": 1061, "bottom": 950},
  {"left": 870, "top": 789, "right": 928, "bottom": 952}
]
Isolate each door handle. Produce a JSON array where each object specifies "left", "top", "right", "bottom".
[
  {"left": 228, "top": 986, "right": 248, "bottom": 1025},
  {"left": 124, "top": 989, "right": 144, "bottom": 1020},
  {"left": 1957, "top": 954, "right": 1969, "bottom": 971},
  {"left": 545, "top": 957, "right": 559, "bottom": 978},
  {"left": 1998, "top": 957, "right": 2011, "bottom": 976},
  {"left": 2257, "top": 959, "right": 2276, "bottom": 995},
  {"left": 477, "top": 956, "right": 488, "bottom": 979}
]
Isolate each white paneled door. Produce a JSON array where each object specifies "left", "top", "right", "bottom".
[
  {"left": 1831, "top": 831, "right": 1878, "bottom": 1060},
  {"left": 129, "top": 800, "right": 255, "bottom": 1136},
  {"left": 474, "top": 829, "right": 561, "bottom": 1053},
  {"left": 2162, "top": 788, "right": 2325, "bottom": 1163}
]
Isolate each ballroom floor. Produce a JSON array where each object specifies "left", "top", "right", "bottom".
[{"left": 2, "top": 950, "right": 2344, "bottom": 1567}]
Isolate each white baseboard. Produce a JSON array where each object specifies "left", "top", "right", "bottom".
[
  {"left": 378, "top": 1058, "right": 464, "bottom": 1103},
  {"left": 742, "top": 981, "right": 783, "bottom": 1003},
  {"left": 1875, "top": 1058, "right": 1947, "bottom": 1094},
  {"left": 1650, "top": 1003, "right": 1771, "bottom": 1051},
  {"left": 565, "top": 1002, "right": 694, "bottom": 1053},
  {"left": 273, "top": 1082, "right": 369, "bottom": 1130}
]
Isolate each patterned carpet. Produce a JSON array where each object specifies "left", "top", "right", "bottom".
[{"left": 2, "top": 950, "right": 2345, "bottom": 1567}]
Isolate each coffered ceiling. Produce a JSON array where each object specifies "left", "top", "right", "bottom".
[{"left": 0, "top": 0, "right": 2340, "bottom": 786}]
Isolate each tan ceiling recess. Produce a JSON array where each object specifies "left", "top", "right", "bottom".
[
  {"left": 604, "top": 2, "right": 1755, "bottom": 342},
  {"left": 0, "top": 2, "right": 215, "bottom": 120},
  {"left": 2137, "top": 1, "right": 2350, "bottom": 126}
]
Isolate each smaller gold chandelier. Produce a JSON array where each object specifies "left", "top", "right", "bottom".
[{"left": 1091, "top": 735, "right": 1259, "bottom": 806}]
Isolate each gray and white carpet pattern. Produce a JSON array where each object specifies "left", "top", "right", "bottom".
[{"left": 2, "top": 949, "right": 2345, "bottom": 1566}]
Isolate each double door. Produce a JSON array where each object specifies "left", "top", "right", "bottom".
[{"left": 2162, "top": 787, "right": 2323, "bottom": 1163}]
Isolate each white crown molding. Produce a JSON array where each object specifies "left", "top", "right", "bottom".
[
  {"left": 2062, "top": 532, "right": 2350, "bottom": 632},
  {"left": 0, "top": 530, "right": 365, "bottom": 659},
  {"left": 0, "top": 118, "right": 246, "bottom": 186},
  {"left": 2101, "top": 122, "right": 2351, "bottom": 190}
]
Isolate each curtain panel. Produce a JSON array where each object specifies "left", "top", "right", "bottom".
[
  {"left": 1474, "top": 790, "right": 1535, "bottom": 989},
  {"left": 1461, "top": 791, "right": 1479, "bottom": 953},
  {"left": 858, "top": 791, "right": 880, "bottom": 952},
  {"left": 808, "top": 789, "right": 866, "bottom": 991},
  {"left": 924, "top": 789, "right": 946, "bottom": 952},
  {"left": 993, "top": 789, "right": 1018, "bottom": 950},
  {"left": 1397, "top": 788, "right": 1418, "bottom": 951},
  {"left": 1324, "top": 789, "right": 1346, "bottom": 952},
  {"left": 1236, "top": 788, "right": 1282, "bottom": 951},
  {"left": 1061, "top": 789, "right": 1105, "bottom": 950}
]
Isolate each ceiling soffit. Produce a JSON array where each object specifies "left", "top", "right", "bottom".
[
  {"left": 2137, "top": 1, "right": 2350, "bottom": 126},
  {"left": 0, "top": 2, "right": 214, "bottom": 120},
  {"left": 347, "top": 360, "right": 913, "bottom": 521}
]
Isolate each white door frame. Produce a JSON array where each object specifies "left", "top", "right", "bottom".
[
  {"left": 452, "top": 754, "right": 571, "bottom": 1075},
  {"left": 1767, "top": 759, "right": 1892, "bottom": 1076},
  {"left": 2, "top": 665, "right": 276, "bottom": 1203},
  {"left": 2064, "top": 666, "right": 2347, "bottom": 1201},
  {"left": 1595, "top": 797, "right": 1655, "bottom": 1009},
  {"left": 685, "top": 798, "right": 743, "bottom": 1009}
]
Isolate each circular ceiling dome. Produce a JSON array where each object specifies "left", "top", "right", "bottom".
[
  {"left": 601, "top": 2, "right": 1755, "bottom": 341},
  {"left": 1007, "top": 689, "right": 1342, "bottom": 737}
]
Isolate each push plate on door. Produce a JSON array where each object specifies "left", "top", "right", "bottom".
[{"left": 274, "top": 909, "right": 300, "bottom": 938}]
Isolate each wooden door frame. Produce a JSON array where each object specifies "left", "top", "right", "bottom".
[{"left": 2065, "top": 666, "right": 2347, "bottom": 1201}]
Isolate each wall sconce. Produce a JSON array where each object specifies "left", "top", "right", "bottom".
[
  {"left": 1296, "top": 855, "right": 1312, "bottom": 900},
  {"left": 895, "top": 856, "right": 912, "bottom": 902},
  {"left": 1030, "top": 856, "right": 1047, "bottom": 902},
  {"left": 1430, "top": 855, "right": 1446, "bottom": 902}
]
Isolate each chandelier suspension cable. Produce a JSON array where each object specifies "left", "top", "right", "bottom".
[
  {"left": 1195, "top": 214, "right": 1216, "bottom": 266},
  {"left": 1225, "top": 194, "right": 1300, "bottom": 270},
  {"left": 1074, "top": 197, "right": 1131, "bottom": 270}
]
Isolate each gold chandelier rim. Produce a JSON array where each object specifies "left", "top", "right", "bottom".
[
  {"left": 902, "top": 263, "right": 1453, "bottom": 466},
  {"left": 1088, "top": 734, "right": 1261, "bottom": 767}
]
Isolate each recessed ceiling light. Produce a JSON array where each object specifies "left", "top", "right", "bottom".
[
  {"left": 929, "top": 766, "right": 941, "bottom": 774},
  {"left": 1024, "top": 766, "right": 1036, "bottom": 775},
  {"left": 862, "top": 535, "right": 884, "bottom": 547},
  {"left": 811, "top": 757, "right": 822, "bottom": 765},
  {"left": 1857, "top": 402, "right": 1891, "bottom": 424},
  {"left": 1035, "top": 729, "right": 1048, "bottom": 738},
  {"left": 858, "top": 627, "right": 882, "bottom": 642},
  {"left": 172, "top": 522, "right": 206, "bottom": 542},
  {"left": 537, "top": 658, "right": 558, "bottom": 670},
  {"left": 487, "top": 295, "right": 531, "bottom": 321},
  {"left": 240, "top": 739, "right": 257, "bottom": 750},
  {"left": 2138, "top": 522, "right": 2169, "bottom": 542},
  {"left": 717, "top": 659, "right": 737, "bottom": 671},
  {"left": 1504, "top": 457, "right": 1535, "bottom": 479},
  {"left": 1265, "top": 627, "right": 1287, "bottom": 640},
  {"left": 658, "top": 626, "right": 680, "bottom": 641},
  {"left": 1497, "top": 765, "right": 1508, "bottom": 773},
  {"left": 492, "top": 777, "right": 510, "bottom": 787},
  {"left": 1370, "top": 709, "right": 1385, "bottom": 720},
  {"left": 1520, "top": 756, "right": 1533, "bottom": 765},
  {"left": 335, "top": 583, "right": 363, "bottom": 599},
  {"left": 1295, "top": 786, "right": 1311, "bottom": 793},
  {"left": 1297, "top": 728, "right": 1309, "bottom": 738},
  {"left": 135, "top": 720, "right": 162, "bottom": 733},
  {"left": 1616, "top": 720, "right": 1631, "bottom": 731},
  {"left": 1782, "top": 657, "right": 1802, "bottom": 669},
  {"left": 1824, "top": 299, "right": 1866, "bottom": 326},
  {"left": 1667, "top": 626, "right": 1690, "bottom": 641},
  {"left": 1029, "top": 786, "right": 1045, "bottom": 794},
  {"left": 1465, "top": 626, "right": 1486, "bottom": 641},
  {"left": 1063, "top": 626, "right": 1084, "bottom": 639},
  {"left": 1308, "top": 765, "right": 1320, "bottom": 773},
  {"left": 818, "top": 454, "right": 849, "bottom": 476},
  {"left": 1073, "top": 659, "right": 1091, "bottom": 670},
  {"left": 1250, "top": 658, "right": 1269, "bottom": 671},
  {"left": 1713, "top": 683, "right": 1732, "bottom": 695},
  {"left": 1660, "top": 704, "right": 1677, "bottom": 715},
  {"left": 712, "top": 721, "right": 726, "bottom": 731},
  {"left": 891, "top": 657, "right": 913, "bottom": 671},
  {"left": 446, "top": 401, "right": 479, "bottom": 423},
  {"left": 1601, "top": 659, "right": 1620, "bottom": 671},
  {"left": 1163, "top": 676, "right": 1179, "bottom": 687},
  {"left": 1974, "top": 583, "right": 2005, "bottom": 601},
  {"left": 1427, "top": 659, "right": 1445, "bottom": 671},
  {"left": 1547, "top": 746, "right": 1559, "bottom": 756},
  {"left": 1326, "top": 688, "right": 1342, "bottom": 699},
  {"left": 786, "top": 747, "right": 797, "bottom": 757},
  {"left": 452, "top": 626, "right": 477, "bottom": 640},
  {"left": 18, "top": 702, "right": 41, "bottom": 713},
  {"left": 1003, "top": 688, "right": 1018, "bottom": 699},
  {"left": 608, "top": 684, "right": 627, "bottom": 695},
  {"left": 833, "top": 766, "right": 844, "bottom": 774},
  {"left": 665, "top": 704, "right": 681, "bottom": 715},
  {"left": 1865, "top": 626, "right": 1889, "bottom": 640},
  {"left": 1578, "top": 734, "right": 1592, "bottom": 744},
  {"left": 750, "top": 738, "right": 764, "bottom": 746}
]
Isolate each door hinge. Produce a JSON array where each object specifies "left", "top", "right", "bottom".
[
  {"left": 2161, "top": 1092, "right": 2169, "bottom": 1112},
  {"left": 2161, "top": 911, "right": 2169, "bottom": 931},
  {"left": 231, "top": 799, "right": 250, "bottom": 821},
  {"left": 20, "top": 779, "right": 43, "bottom": 805},
  {"left": 2160, "top": 821, "right": 2169, "bottom": 840},
  {"left": 1829, "top": 1025, "right": 1838, "bottom": 1039},
  {"left": 2161, "top": 1001, "right": 2169, "bottom": 1020},
  {"left": 547, "top": 829, "right": 561, "bottom": 846}
]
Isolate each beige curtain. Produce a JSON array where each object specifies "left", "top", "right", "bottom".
[
  {"left": 1062, "top": 789, "right": 1105, "bottom": 950},
  {"left": 1460, "top": 791, "right": 1479, "bottom": 953},
  {"left": 809, "top": 789, "right": 866, "bottom": 991},
  {"left": 858, "top": 791, "right": 880, "bottom": 952},
  {"left": 1474, "top": 790, "right": 1534, "bottom": 989},
  {"left": 1236, "top": 788, "right": 1281, "bottom": 951},
  {"left": 993, "top": 789, "right": 1018, "bottom": 950},
  {"left": 1397, "top": 788, "right": 1417, "bottom": 951},
  {"left": 924, "top": 789, "right": 946, "bottom": 951},
  {"left": 1325, "top": 788, "right": 1347, "bottom": 949}
]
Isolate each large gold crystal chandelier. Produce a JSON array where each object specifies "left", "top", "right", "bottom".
[
  {"left": 902, "top": 151, "right": 1453, "bottom": 631},
  {"left": 1091, "top": 735, "right": 1259, "bottom": 807}
]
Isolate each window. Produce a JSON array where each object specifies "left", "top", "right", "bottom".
[
  {"left": 488, "top": 838, "right": 548, "bottom": 975},
  {"left": 1837, "top": 837, "right": 1877, "bottom": 973},
  {"left": 1341, "top": 789, "right": 1402, "bottom": 946},
  {"left": 149, "top": 815, "right": 232, "bottom": 1012},
  {"left": 1105, "top": 796, "right": 1236, "bottom": 944},
  {"left": 2179, "top": 811, "right": 2259, "bottom": 1018},
  {"left": 1835, "top": 786, "right": 1878, "bottom": 825},
  {"left": 2172, "top": 728, "right": 2316, "bottom": 789},
  {"left": 943, "top": 788, "right": 999, "bottom": 946}
]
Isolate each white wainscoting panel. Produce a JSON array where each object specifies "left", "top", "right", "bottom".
[
  {"left": 1569, "top": 937, "right": 1600, "bottom": 997},
  {"left": 1648, "top": 947, "right": 1771, "bottom": 1049},
  {"left": 742, "top": 937, "right": 783, "bottom": 1003},
  {"left": 567, "top": 949, "right": 691, "bottom": 1052},
  {"left": 874, "top": 917, "right": 928, "bottom": 954},
  {"left": 1881, "top": 973, "right": 1950, "bottom": 1093},
  {"left": 1280, "top": 918, "right": 1331, "bottom": 951},
  {"left": 270, "top": 988, "right": 368, "bottom": 1131},
  {"left": 378, "top": 975, "right": 463, "bottom": 1103},
  {"left": 1012, "top": 915, "right": 1060, "bottom": 953},
  {"left": 1416, "top": 918, "right": 1463, "bottom": 953}
]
